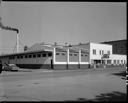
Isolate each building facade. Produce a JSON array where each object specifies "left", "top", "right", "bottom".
[
  {"left": 72, "top": 42, "right": 127, "bottom": 68},
  {"left": 0, "top": 44, "right": 90, "bottom": 69}
]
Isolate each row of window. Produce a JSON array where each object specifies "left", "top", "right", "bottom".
[
  {"left": 9, "top": 53, "right": 52, "bottom": 60},
  {"left": 93, "top": 49, "right": 110, "bottom": 55},
  {"left": 113, "top": 60, "right": 126, "bottom": 64},
  {"left": 56, "top": 52, "right": 88, "bottom": 57}
]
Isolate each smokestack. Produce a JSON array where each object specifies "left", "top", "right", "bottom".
[
  {"left": 0, "top": 17, "right": 19, "bottom": 33},
  {"left": 0, "top": 17, "right": 19, "bottom": 53}
]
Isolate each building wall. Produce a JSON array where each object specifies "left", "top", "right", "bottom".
[
  {"left": 55, "top": 51, "right": 67, "bottom": 62},
  {"left": 90, "top": 43, "right": 112, "bottom": 63},
  {"left": 69, "top": 52, "right": 79, "bottom": 62},
  {"left": 101, "top": 40, "right": 127, "bottom": 55},
  {"left": 110, "top": 54, "right": 127, "bottom": 65},
  {"left": 81, "top": 52, "right": 89, "bottom": 62}
]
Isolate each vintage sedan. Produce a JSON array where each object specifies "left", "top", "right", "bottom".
[{"left": 3, "top": 64, "right": 19, "bottom": 71}]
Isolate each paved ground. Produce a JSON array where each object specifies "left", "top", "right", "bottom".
[{"left": 0, "top": 67, "right": 126, "bottom": 101}]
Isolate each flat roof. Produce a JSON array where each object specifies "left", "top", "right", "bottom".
[{"left": 0, "top": 49, "right": 53, "bottom": 57}]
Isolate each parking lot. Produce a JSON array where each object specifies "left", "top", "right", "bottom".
[{"left": 0, "top": 67, "right": 126, "bottom": 101}]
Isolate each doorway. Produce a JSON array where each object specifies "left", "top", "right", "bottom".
[{"left": 51, "top": 59, "right": 53, "bottom": 69}]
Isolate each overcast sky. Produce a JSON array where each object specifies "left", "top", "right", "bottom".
[{"left": 0, "top": 2, "right": 126, "bottom": 54}]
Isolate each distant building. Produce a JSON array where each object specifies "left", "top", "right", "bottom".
[
  {"left": 71, "top": 42, "right": 127, "bottom": 68},
  {"left": 101, "top": 39, "right": 127, "bottom": 55}
]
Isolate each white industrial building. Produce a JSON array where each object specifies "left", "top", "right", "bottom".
[{"left": 72, "top": 42, "right": 127, "bottom": 68}]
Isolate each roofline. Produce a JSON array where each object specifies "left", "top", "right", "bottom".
[
  {"left": 90, "top": 42, "right": 112, "bottom": 46},
  {"left": 100, "top": 39, "right": 127, "bottom": 43},
  {"left": 0, "top": 46, "right": 89, "bottom": 57},
  {"left": 0, "top": 49, "right": 53, "bottom": 57}
]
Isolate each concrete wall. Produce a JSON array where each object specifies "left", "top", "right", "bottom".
[
  {"left": 111, "top": 54, "right": 127, "bottom": 65},
  {"left": 81, "top": 52, "right": 89, "bottom": 62},
  {"left": 55, "top": 51, "right": 67, "bottom": 62},
  {"left": 69, "top": 52, "right": 79, "bottom": 62}
]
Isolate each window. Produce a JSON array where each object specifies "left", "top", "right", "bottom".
[
  {"left": 61, "top": 53, "right": 65, "bottom": 56},
  {"left": 20, "top": 55, "right": 23, "bottom": 59},
  {"left": 12, "top": 56, "right": 15, "bottom": 59},
  {"left": 25, "top": 55, "right": 28, "bottom": 58},
  {"left": 9, "top": 56, "right": 12, "bottom": 59},
  {"left": 33, "top": 54, "right": 36, "bottom": 58},
  {"left": 107, "top": 51, "right": 110, "bottom": 55},
  {"left": 107, "top": 60, "right": 111, "bottom": 64},
  {"left": 121, "top": 60, "right": 123, "bottom": 63},
  {"left": 10, "top": 56, "right": 15, "bottom": 59},
  {"left": 17, "top": 56, "right": 20, "bottom": 59},
  {"left": 70, "top": 54, "right": 72, "bottom": 56},
  {"left": 81, "top": 54, "right": 83, "bottom": 56},
  {"left": 124, "top": 60, "right": 126, "bottom": 64},
  {"left": 114, "top": 60, "right": 116, "bottom": 64},
  {"left": 74, "top": 54, "right": 77, "bottom": 56},
  {"left": 102, "top": 50, "right": 104, "bottom": 55},
  {"left": 48, "top": 53, "right": 52, "bottom": 57},
  {"left": 117, "top": 60, "right": 119, "bottom": 64},
  {"left": 37, "top": 54, "right": 41, "bottom": 57},
  {"left": 42, "top": 54, "right": 46, "bottom": 57},
  {"left": 99, "top": 50, "right": 102, "bottom": 55},
  {"left": 29, "top": 55, "right": 32, "bottom": 58},
  {"left": 56, "top": 53, "right": 59, "bottom": 55},
  {"left": 85, "top": 54, "right": 88, "bottom": 57},
  {"left": 93, "top": 49, "right": 96, "bottom": 55}
]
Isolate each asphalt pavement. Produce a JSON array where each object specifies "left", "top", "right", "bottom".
[{"left": 0, "top": 67, "right": 126, "bottom": 101}]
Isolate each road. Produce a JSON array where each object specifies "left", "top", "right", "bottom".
[{"left": 0, "top": 67, "right": 126, "bottom": 101}]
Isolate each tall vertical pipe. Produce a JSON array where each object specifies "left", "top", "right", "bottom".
[{"left": 16, "top": 33, "right": 19, "bottom": 53}]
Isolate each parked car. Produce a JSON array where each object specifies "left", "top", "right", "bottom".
[{"left": 3, "top": 63, "right": 19, "bottom": 71}]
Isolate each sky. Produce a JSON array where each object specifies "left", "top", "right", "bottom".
[{"left": 0, "top": 2, "right": 126, "bottom": 54}]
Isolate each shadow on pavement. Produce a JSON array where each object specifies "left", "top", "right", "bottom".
[
  {"left": 65, "top": 91, "right": 126, "bottom": 102},
  {"left": 92, "top": 91, "right": 126, "bottom": 102},
  {"left": 112, "top": 71, "right": 126, "bottom": 80}
]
